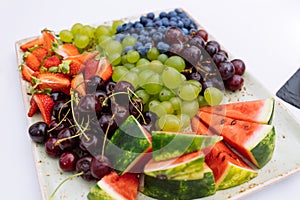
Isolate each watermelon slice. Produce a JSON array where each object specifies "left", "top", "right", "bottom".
[
  {"left": 197, "top": 111, "right": 275, "bottom": 168},
  {"left": 141, "top": 163, "right": 216, "bottom": 200},
  {"left": 87, "top": 172, "right": 139, "bottom": 200},
  {"left": 105, "top": 115, "right": 152, "bottom": 174},
  {"left": 152, "top": 131, "right": 222, "bottom": 161},
  {"left": 144, "top": 150, "right": 205, "bottom": 180},
  {"left": 199, "top": 98, "right": 275, "bottom": 124},
  {"left": 205, "top": 141, "right": 258, "bottom": 190}
]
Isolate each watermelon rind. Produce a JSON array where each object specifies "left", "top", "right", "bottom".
[
  {"left": 87, "top": 184, "right": 114, "bottom": 200},
  {"left": 141, "top": 164, "right": 216, "bottom": 200},
  {"left": 144, "top": 151, "right": 205, "bottom": 180},
  {"left": 250, "top": 126, "right": 276, "bottom": 168},
  {"left": 217, "top": 163, "right": 258, "bottom": 190},
  {"left": 152, "top": 131, "right": 222, "bottom": 161},
  {"left": 105, "top": 115, "right": 152, "bottom": 174}
]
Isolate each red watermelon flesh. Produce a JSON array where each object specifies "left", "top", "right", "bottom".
[
  {"left": 199, "top": 98, "right": 274, "bottom": 124},
  {"left": 97, "top": 172, "right": 139, "bottom": 200},
  {"left": 196, "top": 111, "right": 275, "bottom": 168}
]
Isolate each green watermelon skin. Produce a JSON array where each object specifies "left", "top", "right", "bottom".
[
  {"left": 105, "top": 115, "right": 152, "bottom": 174},
  {"left": 141, "top": 165, "right": 216, "bottom": 200},
  {"left": 152, "top": 131, "right": 222, "bottom": 161},
  {"left": 87, "top": 184, "right": 114, "bottom": 200}
]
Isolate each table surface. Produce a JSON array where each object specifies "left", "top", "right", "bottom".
[{"left": 1, "top": 0, "right": 300, "bottom": 199}]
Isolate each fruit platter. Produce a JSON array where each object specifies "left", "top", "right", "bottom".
[{"left": 15, "top": 8, "right": 300, "bottom": 200}]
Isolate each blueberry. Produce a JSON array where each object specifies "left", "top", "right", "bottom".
[
  {"left": 131, "top": 33, "right": 139, "bottom": 39},
  {"left": 116, "top": 25, "right": 122, "bottom": 33},
  {"left": 182, "top": 18, "right": 191, "bottom": 28},
  {"left": 162, "top": 18, "right": 169, "bottom": 26},
  {"left": 144, "top": 42, "right": 152, "bottom": 51},
  {"left": 154, "top": 20, "right": 162, "bottom": 27},
  {"left": 140, "top": 29, "right": 149, "bottom": 36},
  {"left": 182, "top": 28, "right": 189, "bottom": 35},
  {"left": 175, "top": 8, "right": 181, "bottom": 14},
  {"left": 177, "top": 20, "right": 184, "bottom": 28},
  {"left": 140, "top": 16, "right": 148, "bottom": 25},
  {"left": 159, "top": 11, "right": 168, "bottom": 19},
  {"left": 137, "top": 46, "right": 147, "bottom": 57},
  {"left": 149, "top": 28, "right": 156, "bottom": 36},
  {"left": 124, "top": 46, "right": 134, "bottom": 54},
  {"left": 134, "top": 41, "right": 143, "bottom": 49},
  {"left": 179, "top": 12, "right": 187, "bottom": 18},
  {"left": 146, "top": 12, "right": 155, "bottom": 20},
  {"left": 134, "top": 22, "right": 144, "bottom": 29},
  {"left": 168, "top": 11, "right": 177, "bottom": 18},
  {"left": 152, "top": 32, "right": 164, "bottom": 43},
  {"left": 170, "top": 17, "right": 177, "bottom": 22},
  {"left": 157, "top": 42, "right": 170, "bottom": 54},
  {"left": 169, "top": 21, "right": 177, "bottom": 27}
]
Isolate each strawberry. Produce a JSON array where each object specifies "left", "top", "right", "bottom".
[
  {"left": 84, "top": 57, "right": 99, "bottom": 80},
  {"left": 56, "top": 44, "right": 79, "bottom": 57},
  {"left": 24, "top": 52, "right": 40, "bottom": 71},
  {"left": 32, "top": 94, "right": 54, "bottom": 124},
  {"left": 21, "top": 64, "right": 35, "bottom": 82},
  {"left": 42, "top": 55, "right": 61, "bottom": 69},
  {"left": 20, "top": 37, "right": 43, "bottom": 52},
  {"left": 42, "top": 30, "right": 56, "bottom": 52},
  {"left": 93, "top": 57, "right": 113, "bottom": 82},
  {"left": 69, "top": 59, "right": 84, "bottom": 76},
  {"left": 71, "top": 73, "right": 86, "bottom": 96},
  {"left": 36, "top": 73, "right": 71, "bottom": 94},
  {"left": 27, "top": 96, "right": 38, "bottom": 117},
  {"left": 31, "top": 47, "right": 49, "bottom": 62}
]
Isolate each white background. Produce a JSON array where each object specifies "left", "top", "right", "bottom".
[{"left": 1, "top": 0, "right": 300, "bottom": 199}]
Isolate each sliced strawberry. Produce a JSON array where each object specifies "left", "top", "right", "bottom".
[
  {"left": 27, "top": 96, "right": 38, "bottom": 117},
  {"left": 42, "top": 30, "right": 56, "bottom": 52},
  {"left": 24, "top": 52, "right": 40, "bottom": 71},
  {"left": 42, "top": 55, "right": 61, "bottom": 69},
  {"left": 32, "top": 94, "right": 54, "bottom": 124},
  {"left": 21, "top": 64, "right": 35, "bottom": 82},
  {"left": 36, "top": 73, "right": 71, "bottom": 94},
  {"left": 94, "top": 57, "right": 113, "bottom": 82},
  {"left": 69, "top": 59, "right": 85, "bottom": 76},
  {"left": 32, "top": 47, "right": 49, "bottom": 62},
  {"left": 20, "top": 37, "right": 43, "bottom": 52},
  {"left": 71, "top": 73, "right": 86, "bottom": 96},
  {"left": 56, "top": 44, "right": 79, "bottom": 57}
]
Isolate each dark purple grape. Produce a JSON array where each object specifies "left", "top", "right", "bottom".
[
  {"left": 113, "top": 81, "right": 134, "bottom": 106},
  {"left": 212, "top": 52, "right": 227, "bottom": 66},
  {"left": 225, "top": 75, "right": 244, "bottom": 91},
  {"left": 95, "top": 91, "right": 110, "bottom": 114},
  {"left": 182, "top": 45, "right": 201, "bottom": 64},
  {"left": 164, "top": 27, "right": 184, "bottom": 44},
  {"left": 169, "top": 43, "right": 183, "bottom": 55},
  {"left": 218, "top": 61, "right": 235, "bottom": 80},
  {"left": 86, "top": 76, "right": 105, "bottom": 94},
  {"left": 129, "top": 98, "right": 143, "bottom": 118},
  {"left": 196, "top": 29, "right": 208, "bottom": 42},
  {"left": 52, "top": 101, "right": 71, "bottom": 120},
  {"left": 98, "top": 113, "right": 118, "bottom": 139},
  {"left": 90, "top": 155, "right": 112, "bottom": 180},
  {"left": 79, "top": 131, "right": 104, "bottom": 154},
  {"left": 48, "top": 119, "right": 69, "bottom": 137},
  {"left": 207, "top": 40, "right": 221, "bottom": 51},
  {"left": 189, "top": 35, "right": 205, "bottom": 48},
  {"left": 205, "top": 44, "right": 218, "bottom": 57},
  {"left": 112, "top": 104, "right": 130, "bottom": 125},
  {"left": 76, "top": 155, "right": 95, "bottom": 181},
  {"left": 189, "top": 72, "right": 202, "bottom": 82},
  {"left": 77, "top": 94, "right": 102, "bottom": 114},
  {"left": 28, "top": 122, "right": 49, "bottom": 143},
  {"left": 50, "top": 92, "right": 69, "bottom": 102},
  {"left": 105, "top": 81, "right": 116, "bottom": 95},
  {"left": 231, "top": 59, "right": 246, "bottom": 75},
  {"left": 45, "top": 137, "right": 62, "bottom": 157},
  {"left": 59, "top": 152, "right": 79, "bottom": 172},
  {"left": 57, "top": 128, "right": 78, "bottom": 151},
  {"left": 218, "top": 50, "right": 228, "bottom": 57},
  {"left": 143, "top": 111, "right": 159, "bottom": 125}
]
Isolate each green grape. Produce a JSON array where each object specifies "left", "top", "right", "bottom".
[
  {"left": 151, "top": 104, "right": 167, "bottom": 118},
  {"left": 138, "top": 69, "right": 155, "bottom": 86},
  {"left": 135, "top": 90, "right": 150, "bottom": 104},
  {"left": 157, "top": 54, "right": 168, "bottom": 64},
  {"left": 204, "top": 87, "right": 223, "bottom": 106},
  {"left": 180, "top": 99, "right": 199, "bottom": 118},
  {"left": 98, "top": 35, "right": 112, "bottom": 47},
  {"left": 147, "top": 47, "right": 160, "bottom": 61},
  {"left": 126, "top": 50, "right": 140, "bottom": 64},
  {"left": 71, "top": 23, "right": 84, "bottom": 36},
  {"left": 120, "top": 72, "right": 139, "bottom": 89},
  {"left": 181, "top": 74, "right": 187, "bottom": 82},
  {"left": 169, "top": 96, "right": 182, "bottom": 111},
  {"left": 164, "top": 56, "right": 186, "bottom": 72},
  {"left": 122, "top": 36, "right": 137, "bottom": 48},
  {"left": 177, "top": 83, "right": 201, "bottom": 101},
  {"left": 112, "top": 20, "right": 124, "bottom": 34},
  {"left": 148, "top": 100, "right": 160, "bottom": 110},
  {"left": 177, "top": 114, "right": 191, "bottom": 130},
  {"left": 162, "top": 67, "right": 183, "bottom": 89},
  {"left": 59, "top": 29, "right": 73, "bottom": 43},
  {"left": 158, "top": 114, "right": 181, "bottom": 132},
  {"left": 159, "top": 87, "right": 175, "bottom": 102},
  {"left": 124, "top": 63, "right": 135, "bottom": 70},
  {"left": 197, "top": 95, "right": 208, "bottom": 107},
  {"left": 80, "top": 25, "right": 95, "bottom": 39},
  {"left": 95, "top": 25, "right": 111, "bottom": 37},
  {"left": 141, "top": 73, "right": 163, "bottom": 95},
  {"left": 108, "top": 53, "right": 121, "bottom": 66},
  {"left": 104, "top": 40, "right": 123, "bottom": 55},
  {"left": 136, "top": 58, "right": 150, "bottom": 67},
  {"left": 74, "top": 34, "right": 90, "bottom": 49},
  {"left": 121, "top": 55, "right": 128, "bottom": 65},
  {"left": 130, "top": 67, "right": 140, "bottom": 74},
  {"left": 112, "top": 66, "right": 129, "bottom": 82},
  {"left": 148, "top": 60, "right": 165, "bottom": 73},
  {"left": 160, "top": 101, "right": 174, "bottom": 114}
]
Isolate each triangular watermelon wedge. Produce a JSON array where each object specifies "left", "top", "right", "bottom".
[
  {"left": 88, "top": 172, "right": 139, "bottom": 200},
  {"left": 197, "top": 111, "right": 275, "bottom": 168},
  {"left": 199, "top": 98, "right": 275, "bottom": 124}
]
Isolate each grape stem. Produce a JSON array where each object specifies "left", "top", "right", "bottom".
[
  {"left": 48, "top": 171, "right": 84, "bottom": 200},
  {"left": 101, "top": 113, "right": 116, "bottom": 161},
  {"left": 101, "top": 91, "right": 128, "bottom": 107},
  {"left": 126, "top": 87, "right": 147, "bottom": 125}
]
